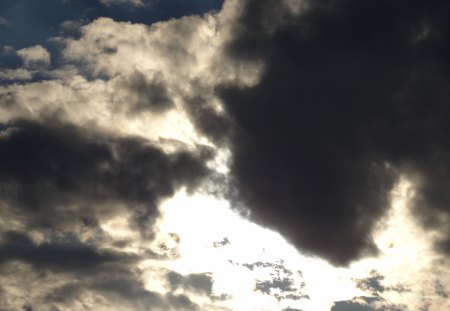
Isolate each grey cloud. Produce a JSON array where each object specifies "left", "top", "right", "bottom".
[
  {"left": 0, "top": 119, "right": 211, "bottom": 236},
  {"left": 41, "top": 271, "right": 200, "bottom": 311},
  {"left": 233, "top": 260, "right": 308, "bottom": 302},
  {"left": 0, "top": 116, "right": 212, "bottom": 310},
  {"left": 356, "top": 272, "right": 386, "bottom": 295},
  {"left": 206, "top": 0, "right": 450, "bottom": 266},
  {"left": 0, "top": 2, "right": 227, "bottom": 311},
  {"left": 166, "top": 271, "right": 214, "bottom": 296},
  {"left": 213, "top": 237, "right": 230, "bottom": 248},
  {"left": 332, "top": 301, "right": 379, "bottom": 311},
  {"left": 254, "top": 277, "right": 309, "bottom": 302},
  {"left": 255, "top": 278, "right": 297, "bottom": 295},
  {"left": 435, "top": 281, "right": 449, "bottom": 298},
  {"left": 356, "top": 271, "right": 411, "bottom": 297},
  {"left": 0, "top": 231, "right": 133, "bottom": 273},
  {"left": 165, "top": 293, "right": 199, "bottom": 311},
  {"left": 93, "top": 275, "right": 166, "bottom": 305},
  {"left": 116, "top": 70, "right": 174, "bottom": 114},
  {"left": 0, "top": 255, "right": 203, "bottom": 311},
  {"left": 43, "top": 282, "right": 83, "bottom": 305},
  {"left": 185, "top": 95, "right": 231, "bottom": 145},
  {"left": 331, "top": 297, "right": 407, "bottom": 311},
  {"left": 94, "top": 274, "right": 200, "bottom": 310}
]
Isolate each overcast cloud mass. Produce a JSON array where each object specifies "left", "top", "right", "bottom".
[{"left": 0, "top": 0, "right": 449, "bottom": 310}]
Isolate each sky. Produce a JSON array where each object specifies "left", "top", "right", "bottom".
[{"left": 0, "top": 0, "right": 449, "bottom": 310}]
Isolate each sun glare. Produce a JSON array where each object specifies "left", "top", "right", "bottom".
[{"left": 140, "top": 177, "right": 450, "bottom": 311}]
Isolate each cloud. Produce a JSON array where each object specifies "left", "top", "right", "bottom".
[
  {"left": 91, "top": 275, "right": 199, "bottom": 311},
  {"left": 234, "top": 260, "right": 309, "bottom": 303},
  {"left": 435, "top": 281, "right": 449, "bottom": 298},
  {"left": 114, "top": 70, "right": 174, "bottom": 114},
  {"left": 213, "top": 237, "right": 230, "bottom": 248},
  {"left": 0, "top": 0, "right": 223, "bottom": 63},
  {"left": 1, "top": 0, "right": 449, "bottom": 310},
  {"left": 99, "top": 0, "right": 146, "bottom": 6},
  {"left": 0, "top": 17, "right": 10, "bottom": 26},
  {"left": 0, "top": 10, "right": 224, "bottom": 308},
  {"left": 207, "top": 0, "right": 450, "bottom": 266},
  {"left": 0, "top": 116, "right": 213, "bottom": 310},
  {"left": 331, "top": 297, "right": 406, "bottom": 311},
  {"left": 0, "top": 231, "right": 135, "bottom": 272},
  {"left": 0, "top": 119, "right": 211, "bottom": 236},
  {"left": 1, "top": 261, "right": 202, "bottom": 311},
  {"left": 17, "top": 45, "right": 50, "bottom": 68},
  {"left": 331, "top": 300, "right": 380, "bottom": 311},
  {"left": 166, "top": 271, "right": 214, "bottom": 296},
  {"left": 0, "top": 69, "right": 32, "bottom": 81}
]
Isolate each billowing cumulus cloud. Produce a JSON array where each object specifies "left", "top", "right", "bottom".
[{"left": 17, "top": 45, "right": 50, "bottom": 68}]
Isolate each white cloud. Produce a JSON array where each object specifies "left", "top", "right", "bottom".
[
  {"left": 99, "top": 0, "right": 146, "bottom": 7},
  {"left": 1, "top": 5, "right": 261, "bottom": 146},
  {"left": 60, "top": 20, "right": 83, "bottom": 31},
  {"left": 17, "top": 45, "right": 51, "bottom": 68},
  {"left": 353, "top": 178, "right": 450, "bottom": 311},
  {"left": 0, "top": 69, "right": 33, "bottom": 81}
]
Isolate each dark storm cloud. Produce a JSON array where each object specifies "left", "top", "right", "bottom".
[
  {"left": 0, "top": 119, "right": 211, "bottom": 236},
  {"left": 210, "top": 0, "right": 450, "bottom": 265}
]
